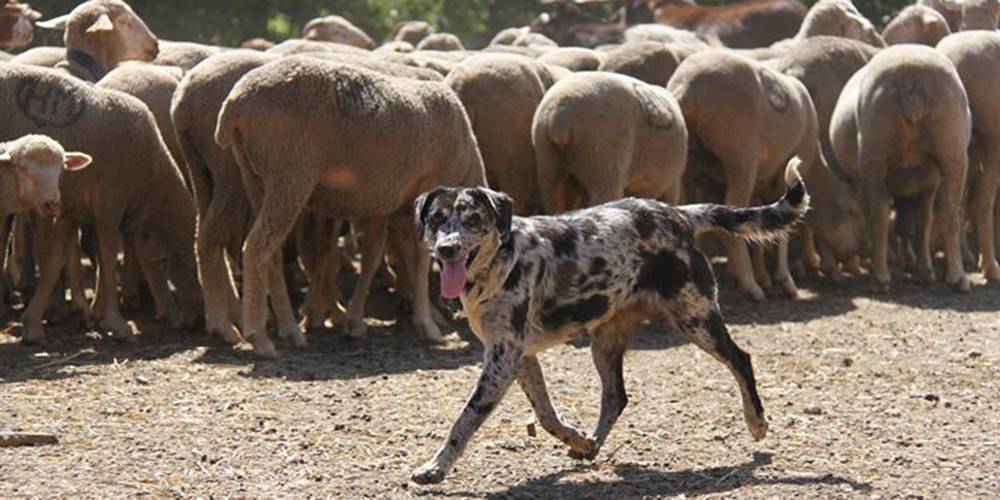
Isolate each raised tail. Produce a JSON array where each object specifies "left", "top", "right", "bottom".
[{"left": 680, "top": 159, "right": 810, "bottom": 243}]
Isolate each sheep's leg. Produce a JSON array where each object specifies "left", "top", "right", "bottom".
[
  {"left": 342, "top": 217, "right": 388, "bottom": 339},
  {"left": 19, "top": 219, "right": 73, "bottom": 344},
  {"left": 65, "top": 231, "right": 93, "bottom": 324},
  {"left": 817, "top": 239, "right": 843, "bottom": 283},
  {"left": 196, "top": 196, "right": 243, "bottom": 344},
  {"left": 775, "top": 238, "right": 798, "bottom": 298},
  {"left": 935, "top": 150, "right": 971, "bottom": 292},
  {"left": 722, "top": 171, "right": 765, "bottom": 302},
  {"left": 914, "top": 190, "right": 938, "bottom": 284},
  {"left": 92, "top": 222, "right": 135, "bottom": 342},
  {"left": 859, "top": 152, "right": 893, "bottom": 292},
  {"left": 268, "top": 253, "right": 306, "bottom": 348},
  {"left": 750, "top": 243, "right": 773, "bottom": 290},
  {"left": 134, "top": 232, "right": 181, "bottom": 326},
  {"left": 9, "top": 214, "right": 33, "bottom": 293},
  {"left": 397, "top": 213, "right": 446, "bottom": 343},
  {"left": 240, "top": 173, "right": 314, "bottom": 359},
  {"left": 299, "top": 215, "right": 340, "bottom": 330},
  {"left": 0, "top": 215, "right": 11, "bottom": 317},
  {"left": 972, "top": 146, "right": 1000, "bottom": 282},
  {"left": 120, "top": 233, "right": 144, "bottom": 310}
]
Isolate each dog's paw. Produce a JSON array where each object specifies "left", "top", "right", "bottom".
[
  {"left": 411, "top": 463, "right": 446, "bottom": 485},
  {"left": 567, "top": 438, "right": 599, "bottom": 461}
]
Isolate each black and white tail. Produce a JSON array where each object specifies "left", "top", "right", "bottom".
[{"left": 680, "top": 158, "right": 810, "bottom": 243}]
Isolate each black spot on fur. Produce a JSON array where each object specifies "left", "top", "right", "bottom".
[
  {"left": 785, "top": 180, "right": 805, "bottom": 207},
  {"left": 634, "top": 250, "right": 689, "bottom": 299},
  {"left": 590, "top": 257, "right": 607, "bottom": 275},
  {"left": 539, "top": 222, "right": 577, "bottom": 257},
  {"left": 541, "top": 295, "right": 610, "bottom": 329},
  {"left": 511, "top": 297, "right": 529, "bottom": 337},
  {"left": 504, "top": 263, "right": 522, "bottom": 291},
  {"left": 449, "top": 439, "right": 458, "bottom": 447},
  {"left": 688, "top": 249, "right": 716, "bottom": 298},
  {"left": 578, "top": 218, "right": 599, "bottom": 240},
  {"left": 633, "top": 207, "right": 658, "bottom": 239}
]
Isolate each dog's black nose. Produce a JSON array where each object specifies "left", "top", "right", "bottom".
[{"left": 437, "top": 243, "right": 461, "bottom": 260}]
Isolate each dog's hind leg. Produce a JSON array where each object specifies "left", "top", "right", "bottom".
[
  {"left": 667, "top": 292, "right": 768, "bottom": 441},
  {"left": 411, "top": 340, "right": 523, "bottom": 485},
  {"left": 517, "top": 355, "right": 592, "bottom": 457},
  {"left": 577, "top": 307, "right": 645, "bottom": 460}
]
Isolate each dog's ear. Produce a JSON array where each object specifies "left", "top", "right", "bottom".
[
  {"left": 469, "top": 187, "right": 514, "bottom": 238},
  {"left": 414, "top": 186, "right": 449, "bottom": 235}
]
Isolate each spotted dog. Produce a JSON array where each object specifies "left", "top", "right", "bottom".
[{"left": 410, "top": 181, "right": 809, "bottom": 485}]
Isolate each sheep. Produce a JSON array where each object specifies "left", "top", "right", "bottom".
[
  {"left": 0, "top": 1, "right": 40, "bottom": 50},
  {"left": 829, "top": 44, "right": 972, "bottom": 292},
  {"left": 446, "top": 54, "right": 551, "bottom": 215},
  {"left": 766, "top": 37, "right": 877, "bottom": 276},
  {"left": 791, "top": 0, "right": 885, "bottom": 47},
  {"left": 667, "top": 50, "right": 823, "bottom": 300},
  {"left": 241, "top": 38, "right": 275, "bottom": 51},
  {"left": 961, "top": 0, "right": 999, "bottom": 29},
  {"left": 35, "top": 0, "right": 159, "bottom": 81},
  {"left": 937, "top": 31, "right": 1000, "bottom": 282},
  {"left": 267, "top": 39, "right": 369, "bottom": 57},
  {"left": 302, "top": 15, "right": 375, "bottom": 50},
  {"left": 624, "top": 23, "right": 711, "bottom": 48},
  {"left": 532, "top": 72, "right": 688, "bottom": 215},
  {"left": 171, "top": 50, "right": 277, "bottom": 344},
  {"left": 377, "top": 40, "right": 415, "bottom": 53},
  {"left": 882, "top": 5, "right": 951, "bottom": 46},
  {"left": 0, "top": 135, "right": 92, "bottom": 315},
  {"left": 392, "top": 20, "right": 435, "bottom": 46},
  {"left": 1, "top": 64, "right": 201, "bottom": 343},
  {"left": 152, "top": 40, "right": 223, "bottom": 72},
  {"left": 415, "top": 33, "right": 464, "bottom": 51},
  {"left": 511, "top": 32, "right": 559, "bottom": 49},
  {"left": 490, "top": 27, "right": 527, "bottom": 46},
  {"left": 918, "top": 0, "right": 964, "bottom": 32},
  {"left": 536, "top": 47, "right": 605, "bottom": 71},
  {"left": 10, "top": 46, "right": 65, "bottom": 67},
  {"left": 213, "top": 56, "right": 487, "bottom": 358},
  {"left": 597, "top": 41, "right": 682, "bottom": 86}
]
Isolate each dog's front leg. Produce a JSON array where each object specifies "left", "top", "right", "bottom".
[{"left": 411, "top": 340, "right": 523, "bottom": 485}]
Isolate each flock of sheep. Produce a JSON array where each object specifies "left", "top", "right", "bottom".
[{"left": 0, "top": 0, "right": 997, "bottom": 360}]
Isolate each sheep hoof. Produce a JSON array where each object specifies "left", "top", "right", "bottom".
[
  {"left": 949, "top": 275, "right": 971, "bottom": 293},
  {"left": 778, "top": 277, "right": 798, "bottom": 299},
  {"left": 871, "top": 280, "right": 891, "bottom": 294},
  {"left": 104, "top": 320, "right": 138, "bottom": 343},
  {"left": 740, "top": 284, "right": 766, "bottom": 303},
  {"left": 982, "top": 263, "right": 1000, "bottom": 283},
  {"left": 279, "top": 325, "right": 308, "bottom": 348},
  {"left": 416, "top": 321, "right": 448, "bottom": 345},
  {"left": 342, "top": 315, "right": 367, "bottom": 339},
  {"left": 210, "top": 324, "right": 243, "bottom": 345},
  {"left": 250, "top": 336, "right": 279, "bottom": 359},
  {"left": 20, "top": 323, "right": 48, "bottom": 346}
]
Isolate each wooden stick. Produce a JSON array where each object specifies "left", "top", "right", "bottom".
[{"left": 0, "top": 433, "right": 59, "bottom": 447}]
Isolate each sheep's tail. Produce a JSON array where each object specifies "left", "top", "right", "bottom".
[
  {"left": 900, "top": 80, "right": 929, "bottom": 123},
  {"left": 214, "top": 94, "right": 242, "bottom": 151},
  {"left": 679, "top": 157, "right": 810, "bottom": 243}
]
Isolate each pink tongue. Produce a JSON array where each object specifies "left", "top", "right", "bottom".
[{"left": 440, "top": 258, "right": 467, "bottom": 300}]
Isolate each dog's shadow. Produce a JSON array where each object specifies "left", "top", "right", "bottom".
[{"left": 432, "top": 452, "right": 871, "bottom": 498}]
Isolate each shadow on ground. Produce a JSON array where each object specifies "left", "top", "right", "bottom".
[{"left": 426, "top": 452, "right": 871, "bottom": 499}]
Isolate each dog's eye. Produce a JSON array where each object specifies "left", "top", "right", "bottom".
[
  {"left": 464, "top": 213, "right": 482, "bottom": 228},
  {"left": 430, "top": 212, "right": 447, "bottom": 227}
]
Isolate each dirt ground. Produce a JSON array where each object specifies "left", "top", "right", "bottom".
[{"left": 1, "top": 271, "right": 998, "bottom": 499}]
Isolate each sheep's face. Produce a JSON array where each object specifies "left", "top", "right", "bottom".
[
  {"left": 0, "top": 3, "right": 41, "bottom": 50},
  {"left": 0, "top": 136, "right": 92, "bottom": 218},
  {"left": 302, "top": 15, "right": 375, "bottom": 49},
  {"left": 414, "top": 187, "right": 513, "bottom": 300},
  {"left": 961, "top": 0, "right": 1000, "bottom": 30},
  {"left": 54, "top": 0, "right": 158, "bottom": 67}
]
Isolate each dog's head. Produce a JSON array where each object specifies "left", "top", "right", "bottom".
[{"left": 414, "top": 186, "right": 514, "bottom": 300}]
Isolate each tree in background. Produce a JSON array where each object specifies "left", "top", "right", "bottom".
[{"left": 24, "top": 0, "right": 910, "bottom": 49}]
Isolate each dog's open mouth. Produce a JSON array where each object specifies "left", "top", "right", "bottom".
[{"left": 438, "top": 250, "right": 477, "bottom": 300}]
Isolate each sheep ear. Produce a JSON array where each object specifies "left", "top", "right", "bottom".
[
  {"left": 63, "top": 152, "right": 93, "bottom": 172},
  {"left": 414, "top": 186, "right": 449, "bottom": 234},
  {"left": 469, "top": 187, "right": 514, "bottom": 237},
  {"left": 86, "top": 14, "right": 114, "bottom": 34},
  {"left": 36, "top": 14, "right": 68, "bottom": 30},
  {"left": 0, "top": 152, "right": 11, "bottom": 169}
]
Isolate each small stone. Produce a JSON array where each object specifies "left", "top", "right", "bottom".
[
  {"left": 803, "top": 406, "right": 824, "bottom": 416},
  {"left": 924, "top": 394, "right": 940, "bottom": 403},
  {"left": 526, "top": 422, "right": 536, "bottom": 438},
  {"left": 842, "top": 357, "right": 854, "bottom": 367}
]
